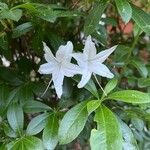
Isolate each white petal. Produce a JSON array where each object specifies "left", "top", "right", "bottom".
[
  {"left": 38, "top": 63, "right": 55, "bottom": 74},
  {"left": 78, "top": 70, "right": 92, "bottom": 88},
  {"left": 52, "top": 70, "right": 64, "bottom": 98},
  {"left": 56, "top": 41, "right": 73, "bottom": 62},
  {"left": 94, "top": 45, "right": 117, "bottom": 63},
  {"left": 43, "top": 42, "right": 56, "bottom": 62},
  {"left": 83, "top": 35, "right": 96, "bottom": 59},
  {"left": 72, "top": 53, "right": 88, "bottom": 68},
  {"left": 90, "top": 62, "right": 114, "bottom": 78},
  {"left": 63, "top": 62, "right": 82, "bottom": 77}
]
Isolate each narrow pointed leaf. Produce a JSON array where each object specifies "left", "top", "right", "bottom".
[
  {"left": 115, "top": 0, "right": 132, "bottom": 23},
  {"left": 26, "top": 113, "right": 49, "bottom": 135},
  {"left": 84, "top": 1, "right": 107, "bottom": 35},
  {"left": 7, "top": 104, "right": 24, "bottom": 135},
  {"left": 131, "top": 5, "right": 150, "bottom": 35},
  {"left": 23, "top": 100, "right": 51, "bottom": 113},
  {"left": 102, "top": 78, "right": 118, "bottom": 98},
  {"left": 106, "top": 90, "right": 150, "bottom": 103},
  {"left": 58, "top": 101, "right": 89, "bottom": 144}
]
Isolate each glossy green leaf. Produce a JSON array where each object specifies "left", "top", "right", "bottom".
[
  {"left": 131, "top": 5, "right": 150, "bottom": 35},
  {"left": 106, "top": 90, "right": 150, "bottom": 103},
  {"left": 90, "top": 105, "right": 122, "bottom": 150},
  {"left": 7, "top": 104, "right": 24, "bottom": 135},
  {"left": 43, "top": 114, "right": 59, "bottom": 150},
  {"left": 26, "top": 113, "right": 49, "bottom": 135},
  {"left": 58, "top": 101, "right": 89, "bottom": 144},
  {"left": 7, "top": 136, "right": 44, "bottom": 150},
  {"left": 130, "top": 59, "right": 148, "bottom": 78},
  {"left": 87, "top": 100, "right": 100, "bottom": 115},
  {"left": 102, "top": 78, "right": 118, "bottom": 98},
  {"left": 84, "top": 1, "right": 107, "bottom": 35},
  {"left": 23, "top": 100, "right": 51, "bottom": 113},
  {"left": 115, "top": 0, "right": 132, "bottom": 23},
  {"left": 12, "top": 22, "right": 33, "bottom": 38}
]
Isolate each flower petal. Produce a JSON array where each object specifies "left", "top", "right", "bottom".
[
  {"left": 56, "top": 41, "right": 73, "bottom": 62},
  {"left": 63, "top": 62, "right": 82, "bottom": 77},
  {"left": 94, "top": 45, "right": 117, "bottom": 63},
  {"left": 72, "top": 53, "right": 88, "bottom": 68},
  {"left": 43, "top": 42, "right": 56, "bottom": 62},
  {"left": 78, "top": 70, "right": 92, "bottom": 88},
  {"left": 90, "top": 62, "right": 114, "bottom": 78},
  {"left": 52, "top": 69, "right": 64, "bottom": 98},
  {"left": 83, "top": 35, "right": 96, "bottom": 59},
  {"left": 38, "top": 63, "right": 55, "bottom": 74}
]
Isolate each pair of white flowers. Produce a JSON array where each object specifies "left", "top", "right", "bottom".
[{"left": 38, "top": 35, "right": 117, "bottom": 98}]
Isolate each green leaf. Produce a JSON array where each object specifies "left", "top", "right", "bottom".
[
  {"left": 4, "top": 124, "right": 18, "bottom": 138},
  {"left": 115, "top": 0, "right": 132, "bottom": 23},
  {"left": 130, "top": 59, "right": 148, "bottom": 78},
  {"left": 58, "top": 101, "right": 89, "bottom": 144},
  {"left": 7, "top": 104, "right": 24, "bottom": 135},
  {"left": 90, "top": 105, "right": 122, "bottom": 150},
  {"left": 133, "top": 23, "right": 143, "bottom": 37},
  {"left": 106, "top": 90, "right": 150, "bottom": 103},
  {"left": 131, "top": 4, "right": 150, "bottom": 35},
  {"left": 0, "top": 9, "right": 22, "bottom": 21},
  {"left": 73, "top": 76, "right": 99, "bottom": 98},
  {"left": 0, "top": 2, "right": 8, "bottom": 10},
  {"left": 43, "top": 114, "right": 59, "bottom": 150},
  {"left": 131, "top": 117, "right": 144, "bottom": 131},
  {"left": 84, "top": 1, "right": 107, "bottom": 35},
  {"left": 102, "top": 78, "right": 118, "bottom": 98},
  {"left": 26, "top": 113, "right": 49, "bottom": 135},
  {"left": 120, "top": 120, "right": 138, "bottom": 150},
  {"left": 7, "top": 136, "right": 44, "bottom": 150},
  {"left": 114, "top": 45, "right": 130, "bottom": 65},
  {"left": 138, "top": 78, "right": 150, "bottom": 88},
  {"left": 0, "top": 84, "right": 10, "bottom": 116},
  {"left": 23, "top": 100, "right": 51, "bottom": 113},
  {"left": 33, "top": 4, "right": 80, "bottom": 23},
  {"left": 12, "top": 22, "right": 33, "bottom": 38},
  {"left": 87, "top": 100, "right": 100, "bottom": 115}
]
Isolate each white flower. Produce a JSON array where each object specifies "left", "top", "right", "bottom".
[
  {"left": 38, "top": 41, "right": 80, "bottom": 98},
  {"left": 72, "top": 35, "right": 117, "bottom": 88}
]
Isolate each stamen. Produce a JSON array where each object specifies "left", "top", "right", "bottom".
[
  {"left": 93, "top": 74, "right": 107, "bottom": 96},
  {"left": 41, "top": 78, "right": 52, "bottom": 97}
]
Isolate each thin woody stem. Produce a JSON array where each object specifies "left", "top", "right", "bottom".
[
  {"left": 41, "top": 78, "right": 52, "bottom": 97},
  {"left": 93, "top": 74, "right": 107, "bottom": 96}
]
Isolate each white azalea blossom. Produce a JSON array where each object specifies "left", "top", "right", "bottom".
[
  {"left": 72, "top": 35, "right": 117, "bottom": 88},
  {"left": 38, "top": 41, "right": 80, "bottom": 98}
]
